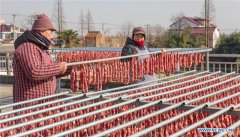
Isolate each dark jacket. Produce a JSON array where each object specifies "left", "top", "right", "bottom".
[
  {"left": 120, "top": 37, "right": 158, "bottom": 85},
  {"left": 121, "top": 37, "right": 148, "bottom": 61}
]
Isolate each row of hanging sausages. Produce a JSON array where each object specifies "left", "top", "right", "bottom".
[{"left": 57, "top": 51, "right": 204, "bottom": 92}]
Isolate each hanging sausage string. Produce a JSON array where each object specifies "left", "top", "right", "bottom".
[{"left": 56, "top": 48, "right": 209, "bottom": 92}]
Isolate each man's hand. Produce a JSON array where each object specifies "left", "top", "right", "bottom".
[{"left": 59, "top": 62, "right": 67, "bottom": 74}]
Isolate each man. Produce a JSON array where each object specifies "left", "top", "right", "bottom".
[{"left": 13, "top": 14, "right": 69, "bottom": 103}]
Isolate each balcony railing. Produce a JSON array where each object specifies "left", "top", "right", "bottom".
[
  {"left": 206, "top": 54, "right": 239, "bottom": 73},
  {"left": 0, "top": 53, "right": 12, "bottom": 75}
]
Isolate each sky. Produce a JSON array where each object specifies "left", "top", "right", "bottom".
[{"left": 1, "top": 0, "right": 240, "bottom": 35}]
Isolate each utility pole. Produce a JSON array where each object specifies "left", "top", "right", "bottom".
[
  {"left": 87, "top": 11, "right": 90, "bottom": 32},
  {"left": 80, "top": 10, "right": 84, "bottom": 39},
  {"left": 57, "top": 0, "right": 63, "bottom": 48},
  {"left": 146, "top": 24, "right": 150, "bottom": 43},
  {"left": 60, "top": 0, "right": 63, "bottom": 32},
  {"left": 205, "top": 0, "right": 209, "bottom": 48},
  {"left": 57, "top": 0, "right": 63, "bottom": 32},
  {"left": 12, "top": 14, "right": 16, "bottom": 42},
  {"left": 101, "top": 23, "right": 105, "bottom": 34}
]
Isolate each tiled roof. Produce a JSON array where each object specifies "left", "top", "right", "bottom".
[
  {"left": 0, "top": 24, "right": 25, "bottom": 32},
  {"left": 184, "top": 16, "right": 216, "bottom": 27},
  {"left": 170, "top": 16, "right": 216, "bottom": 28},
  {"left": 86, "top": 31, "right": 102, "bottom": 37},
  {"left": 0, "top": 24, "right": 10, "bottom": 32}
]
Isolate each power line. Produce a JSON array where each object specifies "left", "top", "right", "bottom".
[{"left": 0, "top": 13, "right": 28, "bottom": 17}]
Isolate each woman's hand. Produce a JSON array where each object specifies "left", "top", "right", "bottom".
[{"left": 161, "top": 48, "right": 166, "bottom": 53}]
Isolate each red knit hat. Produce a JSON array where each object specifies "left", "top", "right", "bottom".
[{"left": 32, "top": 14, "right": 56, "bottom": 31}]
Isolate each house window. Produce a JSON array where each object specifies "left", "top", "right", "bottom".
[{"left": 5, "top": 33, "right": 13, "bottom": 39}]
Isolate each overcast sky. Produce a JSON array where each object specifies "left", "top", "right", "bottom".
[{"left": 1, "top": 0, "right": 240, "bottom": 34}]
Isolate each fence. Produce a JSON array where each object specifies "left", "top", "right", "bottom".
[
  {"left": 0, "top": 53, "right": 12, "bottom": 75},
  {"left": 208, "top": 54, "right": 240, "bottom": 73}
]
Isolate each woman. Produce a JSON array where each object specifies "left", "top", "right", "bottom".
[
  {"left": 121, "top": 27, "right": 158, "bottom": 85},
  {"left": 13, "top": 14, "right": 70, "bottom": 104}
]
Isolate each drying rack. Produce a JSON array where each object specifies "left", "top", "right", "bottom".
[
  {"left": 1, "top": 47, "right": 239, "bottom": 137},
  {"left": 1, "top": 70, "right": 239, "bottom": 137}
]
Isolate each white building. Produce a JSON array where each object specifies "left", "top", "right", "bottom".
[{"left": 0, "top": 19, "right": 25, "bottom": 43}]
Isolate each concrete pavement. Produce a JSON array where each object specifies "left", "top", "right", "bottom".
[
  {"left": 0, "top": 83, "right": 13, "bottom": 112},
  {"left": 0, "top": 83, "right": 13, "bottom": 99}
]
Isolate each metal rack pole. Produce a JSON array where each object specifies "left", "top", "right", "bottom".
[
  {"left": 95, "top": 87, "right": 240, "bottom": 137},
  {"left": 130, "top": 93, "right": 240, "bottom": 137},
  {"left": 233, "top": 103, "right": 240, "bottom": 109},
  {"left": 129, "top": 103, "right": 208, "bottom": 137},
  {"left": 1, "top": 97, "right": 126, "bottom": 133},
  {"left": 51, "top": 48, "right": 61, "bottom": 93},
  {"left": 137, "top": 71, "right": 232, "bottom": 100},
  {"left": 54, "top": 47, "right": 211, "bottom": 53},
  {"left": 208, "top": 89, "right": 240, "bottom": 106},
  {"left": 87, "top": 70, "right": 196, "bottom": 96},
  {"left": 177, "top": 48, "right": 212, "bottom": 54},
  {"left": 10, "top": 99, "right": 137, "bottom": 137},
  {"left": 206, "top": 51, "right": 210, "bottom": 71},
  {"left": 91, "top": 101, "right": 185, "bottom": 137},
  {"left": 51, "top": 100, "right": 161, "bottom": 137},
  {"left": 107, "top": 71, "right": 214, "bottom": 98},
  {"left": 0, "top": 91, "right": 69, "bottom": 110},
  {"left": 0, "top": 94, "right": 85, "bottom": 117},
  {"left": 0, "top": 95, "right": 102, "bottom": 124},
  {"left": 189, "top": 90, "right": 240, "bottom": 108},
  {"left": 65, "top": 48, "right": 212, "bottom": 67},
  {"left": 66, "top": 48, "right": 181, "bottom": 66},
  {"left": 169, "top": 105, "right": 235, "bottom": 137},
  {"left": 163, "top": 80, "right": 240, "bottom": 103},
  {"left": 128, "top": 72, "right": 219, "bottom": 99}
]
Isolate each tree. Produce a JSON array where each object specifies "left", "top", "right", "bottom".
[
  {"left": 167, "top": 12, "right": 205, "bottom": 48},
  {"left": 211, "top": 32, "right": 240, "bottom": 63},
  {"left": 164, "top": 29, "right": 204, "bottom": 48},
  {"left": 170, "top": 12, "right": 185, "bottom": 32},
  {"left": 21, "top": 14, "right": 36, "bottom": 30},
  {"left": 115, "top": 22, "right": 133, "bottom": 47},
  {"left": 213, "top": 32, "right": 240, "bottom": 54},
  {"left": 147, "top": 24, "right": 166, "bottom": 48},
  {"left": 56, "top": 29, "right": 80, "bottom": 48}
]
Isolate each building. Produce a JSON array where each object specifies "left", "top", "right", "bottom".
[
  {"left": 170, "top": 16, "right": 219, "bottom": 48},
  {"left": 0, "top": 19, "right": 25, "bottom": 44},
  {"left": 84, "top": 31, "right": 105, "bottom": 47}
]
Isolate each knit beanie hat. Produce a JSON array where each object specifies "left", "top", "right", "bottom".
[
  {"left": 132, "top": 27, "right": 145, "bottom": 38},
  {"left": 32, "top": 14, "right": 56, "bottom": 31}
]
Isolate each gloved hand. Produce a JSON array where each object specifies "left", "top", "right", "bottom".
[
  {"left": 59, "top": 62, "right": 67, "bottom": 74},
  {"left": 161, "top": 48, "right": 166, "bottom": 53}
]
